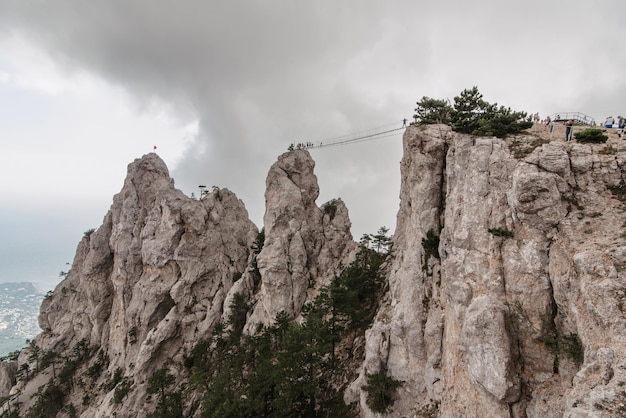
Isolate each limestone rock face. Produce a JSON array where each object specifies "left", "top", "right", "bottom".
[
  {"left": 351, "top": 124, "right": 626, "bottom": 417},
  {"left": 3, "top": 153, "right": 259, "bottom": 417},
  {"left": 4, "top": 124, "right": 626, "bottom": 418},
  {"left": 246, "top": 149, "right": 356, "bottom": 330},
  {"left": 463, "top": 296, "right": 520, "bottom": 403},
  {"left": 0, "top": 150, "right": 356, "bottom": 417},
  {"left": 0, "top": 362, "right": 16, "bottom": 398}
]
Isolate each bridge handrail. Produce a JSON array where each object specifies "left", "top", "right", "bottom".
[{"left": 550, "top": 112, "right": 595, "bottom": 126}]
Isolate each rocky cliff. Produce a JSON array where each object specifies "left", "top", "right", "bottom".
[
  {"left": 348, "top": 124, "right": 626, "bottom": 417},
  {"left": 0, "top": 150, "right": 355, "bottom": 417},
  {"left": 1, "top": 125, "right": 626, "bottom": 417}
]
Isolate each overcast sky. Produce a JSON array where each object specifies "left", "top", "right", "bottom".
[{"left": 0, "top": 1, "right": 624, "bottom": 290}]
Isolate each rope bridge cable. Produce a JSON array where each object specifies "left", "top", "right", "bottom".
[
  {"left": 295, "top": 122, "right": 406, "bottom": 150},
  {"left": 312, "top": 127, "right": 405, "bottom": 149},
  {"left": 315, "top": 121, "right": 403, "bottom": 143}
]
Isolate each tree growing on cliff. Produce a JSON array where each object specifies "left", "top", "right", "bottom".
[
  {"left": 414, "top": 97, "right": 452, "bottom": 125},
  {"left": 147, "top": 366, "right": 183, "bottom": 418},
  {"left": 414, "top": 87, "right": 531, "bottom": 137},
  {"left": 362, "top": 372, "right": 402, "bottom": 414},
  {"left": 450, "top": 86, "right": 493, "bottom": 134},
  {"left": 574, "top": 128, "right": 608, "bottom": 143},
  {"left": 452, "top": 87, "right": 531, "bottom": 137},
  {"left": 361, "top": 226, "right": 392, "bottom": 255},
  {"left": 187, "top": 229, "right": 391, "bottom": 417}
]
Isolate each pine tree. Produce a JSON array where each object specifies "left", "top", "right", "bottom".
[
  {"left": 414, "top": 87, "right": 531, "bottom": 137},
  {"left": 414, "top": 96, "right": 452, "bottom": 125}
]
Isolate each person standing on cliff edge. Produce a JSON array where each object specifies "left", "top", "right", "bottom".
[{"left": 565, "top": 120, "right": 573, "bottom": 142}]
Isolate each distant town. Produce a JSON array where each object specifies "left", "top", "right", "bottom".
[{"left": 0, "top": 282, "right": 44, "bottom": 357}]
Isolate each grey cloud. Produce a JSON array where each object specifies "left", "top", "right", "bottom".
[
  {"left": 4, "top": 1, "right": 414, "bottom": 232},
  {"left": 1, "top": 0, "right": 625, "bottom": 239}
]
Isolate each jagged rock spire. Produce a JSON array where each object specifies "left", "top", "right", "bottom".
[
  {"left": 245, "top": 149, "right": 356, "bottom": 330},
  {"left": 5, "top": 153, "right": 258, "bottom": 415}
]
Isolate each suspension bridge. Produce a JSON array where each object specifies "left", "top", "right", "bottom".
[{"left": 290, "top": 121, "right": 407, "bottom": 150}]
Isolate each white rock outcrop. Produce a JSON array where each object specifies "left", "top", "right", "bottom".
[
  {"left": 0, "top": 150, "right": 356, "bottom": 417},
  {"left": 351, "top": 124, "right": 626, "bottom": 417},
  {"left": 245, "top": 149, "right": 356, "bottom": 330},
  {"left": 2, "top": 154, "right": 259, "bottom": 416}
]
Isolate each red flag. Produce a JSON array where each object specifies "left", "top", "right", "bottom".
[{"left": 153, "top": 145, "right": 157, "bottom": 150}]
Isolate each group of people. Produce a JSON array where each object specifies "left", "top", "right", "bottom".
[
  {"left": 528, "top": 113, "right": 559, "bottom": 131},
  {"left": 536, "top": 114, "right": 625, "bottom": 141},
  {"left": 288, "top": 141, "right": 318, "bottom": 151},
  {"left": 563, "top": 115, "right": 625, "bottom": 142},
  {"left": 527, "top": 112, "right": 541, "bottom": 123},
  {"left": 603, "top": 116, "right": 625, "bottom": 139}
]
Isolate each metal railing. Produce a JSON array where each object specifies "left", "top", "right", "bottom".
[{"left": 550, "top": 112, "right": 596, "bottom": 126}]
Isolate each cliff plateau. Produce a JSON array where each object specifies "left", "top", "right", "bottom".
[{"left": 1, "top": 125, "right": 626, "bottom": 417}]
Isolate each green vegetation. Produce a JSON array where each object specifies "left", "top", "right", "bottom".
[
  {"left": 608, "top": 182, "right": 626, "bottom": 203},
  {"left": 252, "top": 228, "right": 265, "bottom": 254},
  {"left": 416, "top": 402, "right": 441, "bottom": 418},
  {"left": 184, "top": 229, "right": 391, "bottom": 417},
  {"left": 362, "top": 372, "right": 402, "bottom": 414},
  {"left": 559, "top": 332, "right": 584, "bottom": 364},
  {"left": 598, "top": 144, "right": 617, "bottom": 155},
  {"left": 1, "top": 350, "right": 20, "bottom": 362},
  {"left": 102, "top": 368, "right": 124, "bottom": 392},
  {"left": 421, "top": 229, "right": 440, "bottom": 261},
  {"left": 322, "top": 200, "right": 338, "bottom": 220},
  {"left": 83, "top": 228, "right": 96, "bottom": 238},
  {"left": 414, "top": 87, "right": 532, "bottom": 137},
  {"left": 509, "top": 136, "right": 550, "bottom": 159},
  {"left": 574, "top": 128, "right": 608, "bottom": 143},
  {"left": 251, "top": 228, "right": 265, "bottom": 279},
  {"left": 506, "top": 301, "right": 584, "bottom": 372},
  {"left": 488, "top": 227, "right": 514, "bottom": 237},
  {"left": 40, "top": 350, "right": 59, "bottom": 378},
  {"left": 413, "top": 97, "right": 451, "bottom": 125},
  {"left": 26, "top": 339, "right": 92, "bottom": 417},
  {"left": 87, "top": 349, "right": 109, "bottom": 379},
  {"left": 147, "top": 366, "right": 183, "bottom": 418},
  {"left": 536, "top": 314, "right": 584, "bottom": 367},
  {"left": 0, "top": 394, "right": 20, "bottom": 418},
  {"left": 362, "top": 226, "right": 392, "bottom": 255},
  {"left": 29, "top": 383, "right": 65, "bottom": 417},
  {"left": 27, "top": 341, "right": 41, "bottom": 373},
  {"left": 113, "top": 377, "right": 132, "bottom": 404},
  {"left": 128, "top": 326, "right": 138, "bottom": 345},
  {"left": 11, "top": 228, "right": 392, "bottom": 417}
]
